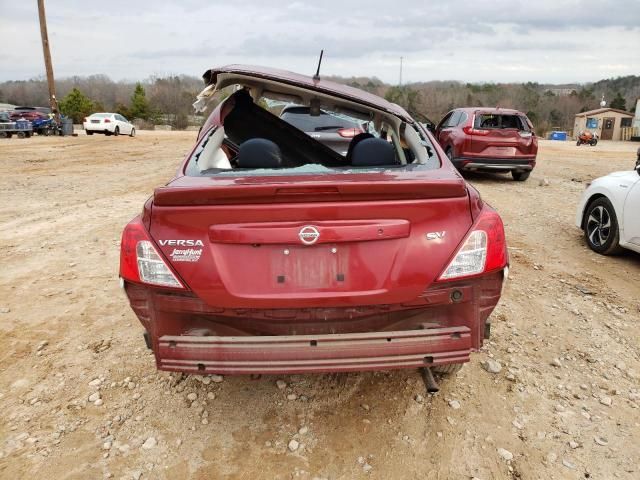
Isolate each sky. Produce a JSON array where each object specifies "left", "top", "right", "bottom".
[{"left": 1, "top": 0, "right": 639, "bottom": 85}]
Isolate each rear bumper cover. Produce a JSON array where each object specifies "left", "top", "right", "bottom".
[
  {"left": 453, "top": 157, "right": 535, "bottom": 172},
  {"left": 123, "top": 271, "right": 504, "bottom": 375}
]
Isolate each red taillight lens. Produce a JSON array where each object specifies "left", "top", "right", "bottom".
[
  {"left": 337, "top": 128, "right": 362, "bottom": 138},
  {"left": 463, "top": 126, "right": 489, "bottom": 136},
  {"left": 104, "top": 118, "right": 111, "bottom": 123},
  {"left": 119, "top": 217, "right": 184, "bottom": 289},
  {"left": 438, "top": 208, "right": 507, "bottom": 281}
]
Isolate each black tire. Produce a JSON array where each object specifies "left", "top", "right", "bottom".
[
  {"left": 583, "top": 197, "right": 623, "bottom": 255},
  {"left": 129, "top": 128, "right": 135, "bottom": 137},
  {"left": 114, "top": 127, "right": 120, "bottom": 136},
  {"left": 512, "top": 171, "right": 530, "bottom": 181},
  {"left": 25, "top": 132, "right": 32, "bottom": 138},
  {"left": 433, "top": 363, "right": 463, "bottom": 375},
  {"left": 576, "top": 140, "right": 581, "bottom": 146},
  {"left": 591, "top": 139, "right": 598, "bottom": 146},
  {"left": 86, "top": 130, "right": 93, "bottom": 135},
  {"left": 6, "top": 133, "right": 12, "bottom": 138},
  {"left": 0, "top": 132, "right": 7, "bottom": 139},
  {"left": 16, "top": 131, "right": 25, "bottom": 139}
]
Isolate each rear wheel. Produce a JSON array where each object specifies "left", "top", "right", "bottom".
[
  {"left": 86, "top": 130, "right": 93, "bottom": 135},
  {"left": 576, "top": 140, "right": 581, "bottom": 146},
  {"left": 432, "top": 363, "right": 463, "bottom": 375},
  {"left": 584, "top": 197, "right": 623, "bottom": 255},
  {"left": 511, "top": 171, "right": 530, "bottom": 181},
  {"left": 16, "top": 131, "right": 26, "bottom": 139},
  {"left": 114, "top": 127, "right": 120, "bottom": 136},
  {"left": 129, "top": 128, "right": 135, "bottom": 137},
  {"left": 590, "top": 139, "right": 598, "bottom": 146},
  {"left": 0, "top": 132, "right": 7, "bottom": 138}
]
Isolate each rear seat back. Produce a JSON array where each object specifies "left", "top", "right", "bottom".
[{"left": 350, "top": 137, "right": 398, "bottom": 167}]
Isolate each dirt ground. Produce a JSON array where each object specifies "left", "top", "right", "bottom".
[{"left": 0, "top": 132, "right": 638, "bottom": 480}]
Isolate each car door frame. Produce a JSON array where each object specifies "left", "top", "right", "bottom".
[
  {"left": 622, "top": 173, "right": 640, "bottom": 247},
  {"left": 116, "top": 114, "right": 132, "bottom": 134},
  {"left": 436, "top": 111, "right": 461, "bottom": 156}
]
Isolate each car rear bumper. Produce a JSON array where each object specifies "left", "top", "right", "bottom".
[
  {"left": 453, "top": 157, "right": 536, "bottom": 172},
  {"left": 83, "top": 123, "right": 114, "bottom": 133},
  {"left": 123, "top": 271, "right": 504, "bottom": 375},
  {"left": 157, "top": 326, "right": 472, "bottom": 374}
]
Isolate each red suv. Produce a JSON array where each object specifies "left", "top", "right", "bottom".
[{"left": 435, "top": 108, "right": 538, "bottom": 181}]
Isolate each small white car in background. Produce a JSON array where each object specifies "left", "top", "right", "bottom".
[
  {"left": 83, "top": 113, "right": 135, "bottom": 137},
  {"left": 576, "top": 157, "right": 640, "bottom": 255}
]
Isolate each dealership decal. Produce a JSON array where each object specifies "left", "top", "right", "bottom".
[{"left": 170, "top": 248, "right": 202, "bottom": 262}]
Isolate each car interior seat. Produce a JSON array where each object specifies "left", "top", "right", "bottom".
[
  {"left": 346, "top": 132, "right": 374, "bottom": 163},
  {"left": 237, "top": 138, "right": 282, "bottom": 169},
  {"left": 481, "top": 117, "right": 498, "bottom": 128},
  {"left": 350, "top": 137, "right": 398, "bottom": 167}
]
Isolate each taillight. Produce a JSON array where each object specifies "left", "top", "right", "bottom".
[
  {"left": 438, "top": 208, "right": 507, "bottom": 281},
  {"left": 104, "top": 118, "right": 111, "bottom": 123},
  {"left": 463, "top": 126, "right": 489, "bottom": 136},
  {"left": 337, "top": 128, "right": 362, "bottom": 138},
  {"left": 120, "top": 218, "right": 183, "bottom": 288}
]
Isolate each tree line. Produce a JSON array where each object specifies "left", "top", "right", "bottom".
[{"left": 0, "top": 73, "right": 637, "bottom": 133}]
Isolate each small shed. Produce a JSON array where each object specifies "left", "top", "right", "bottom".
[{"left": 574, "top": 108, "right": 634, "bottom": 141}]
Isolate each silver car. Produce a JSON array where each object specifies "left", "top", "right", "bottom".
[{"left": 279, "top": 106, "right": 363, "bottom": 156}]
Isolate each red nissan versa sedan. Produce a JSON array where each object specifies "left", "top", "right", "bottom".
[
  {"left": 435, "top": 108, "right": 538, "bottom": 181},
  {"left": 119, "top": 65, "right": 508, "bottom": 379}
]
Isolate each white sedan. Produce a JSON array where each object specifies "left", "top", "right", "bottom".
[
  {"left": 576, "top": 159, "right": 640, "bottom": 255},
  {"left": 83, "top": 113, "right": 135, "bottom": 137}
]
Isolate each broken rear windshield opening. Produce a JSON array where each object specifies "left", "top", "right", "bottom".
[{"left": 185, "top": 89, "right": 439, "bottom": 177}]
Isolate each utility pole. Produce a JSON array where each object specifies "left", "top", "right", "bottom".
[
  {"left": 37, "top": 0, "right": 60, "bottom": 121},
  {"left": 399, "top": 56, "right": 403, "bottom": 87}
]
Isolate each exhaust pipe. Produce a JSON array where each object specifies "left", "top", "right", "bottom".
[{"left": 421, "top": 367, "right": 440, "bottom": 394}]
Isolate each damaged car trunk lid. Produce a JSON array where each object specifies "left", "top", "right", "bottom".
[{"left": 149, "top": 172, "right": 472, "bottom": 309}]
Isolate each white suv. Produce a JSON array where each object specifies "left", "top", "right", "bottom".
[{"left": 83, "top": 113, "right": 135, "bottom": 137}]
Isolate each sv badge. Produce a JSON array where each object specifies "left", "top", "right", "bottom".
[{"left": 426, "top": 231, "right": 446, "bottom": 240}]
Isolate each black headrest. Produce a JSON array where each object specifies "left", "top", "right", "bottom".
[
  {"left": 346, "top": 132, "right": 374, "bottom": 162},
  {"left": 350, "top": 137, "right": 398, "bottom": 167},
  {"left": 237, "top": 138, "right": 282, "bottom": 169}
]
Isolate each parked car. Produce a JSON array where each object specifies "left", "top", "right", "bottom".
[
  {"left": 435, "top": 108, "right": 538, "bottom": 181},
  {"left": 83, "top": 113, "right": 135, "bottom": 136},
  {"left": 9, "top": 106, "right": 50, "bottom": 122},
  {"left": 279, "top": 105, "right": 364, "bottom": 155},
  {"left": 119, "top": 65, "right": 508, "bottom": 379},
  {"left": 576, "top": 158, "right": 640, "bottom": 255}
]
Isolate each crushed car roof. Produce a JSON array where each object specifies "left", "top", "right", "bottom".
[{"left": 203, "top": 64, "right": 412, "bottom": 122}]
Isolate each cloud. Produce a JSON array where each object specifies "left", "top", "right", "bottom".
[{"left": 0, "top": 0, "right": 638, "bottom": 83}]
